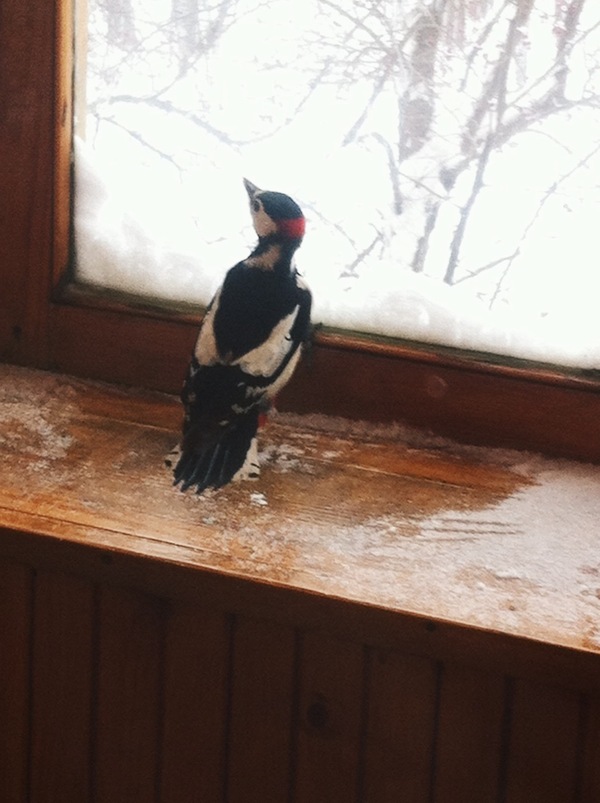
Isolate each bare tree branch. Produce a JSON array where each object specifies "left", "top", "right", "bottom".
[
  {"left": 339, "top": 229, "right": 384, "bottom": 278},
  {"left": 411, "top": 200, "right": 442, "bottom": 273},
  {"left": 453, "top": 251, "right": 520, "bottom": 285},
  {"left": 489, "top": 138, "right": 600, "bottom": 307},
  {"left": 101, "top": 116, "right": 183, "bottom": 170},
  {"left": 86, "top": 0, "right": 600, "bottom": 302}
]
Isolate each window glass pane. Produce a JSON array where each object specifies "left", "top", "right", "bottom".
[{"left": 75, "top": 0, "right": 600, "bottom": 368}]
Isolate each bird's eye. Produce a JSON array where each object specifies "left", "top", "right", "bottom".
[{"left": 252, "top": 199, "right": 261, "bottom": 212}]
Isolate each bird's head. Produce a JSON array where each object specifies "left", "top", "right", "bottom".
[{"left": 243, "top": 178, "right": 305, "bottom": 243}]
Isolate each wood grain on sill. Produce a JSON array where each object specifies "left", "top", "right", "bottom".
[{"left": 0, "top": 363, "right": 599, "bottom": 659}]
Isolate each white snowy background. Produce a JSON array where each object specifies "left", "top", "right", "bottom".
[{"left": 75, "top": 0, "right": 600, "bottom": 368}]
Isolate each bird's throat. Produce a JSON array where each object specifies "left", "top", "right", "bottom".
[{"left": 245, "top": 242, "right": 282, "bottom": 271}]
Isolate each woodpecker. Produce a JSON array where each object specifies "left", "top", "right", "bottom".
[{"left": 170, "top": 178, "right": 312, "bottom": 493}]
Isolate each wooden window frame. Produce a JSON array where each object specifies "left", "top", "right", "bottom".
[{"left": 2, "top": 0, "right": 600, "bottom": 462}]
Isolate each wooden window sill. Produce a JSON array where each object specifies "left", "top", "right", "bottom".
[{"left": 1, "top": 362, "right": 599, "bottom": 667}]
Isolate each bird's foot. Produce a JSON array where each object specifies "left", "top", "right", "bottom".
[{"left": 164, "top": 444, "right": 181, "bottom": 470}]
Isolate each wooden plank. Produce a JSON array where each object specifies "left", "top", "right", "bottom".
[
  {"left": 433, "top": 664, "right": 506, "bottom": 801},
  {"left": 51, "top": 303, "right": 194, "bottom": 393},
  {"left": 580, "top": 694, "right": 600, "bottom": 802},
  {"left": 1, "top": 364, "right": 600, "bottom": 676},
  {"left": 94, "top": 586, "right": 164, "bottom": 803},
  {"left": 361, "top": 648, "right": 438, "bottom": 802},
  {"left": 504, "top": 678, "right": 581, "bottom": 802},
  {"left": 0, "top": 561, "right": 32, "bottom": 803},
  {"left": 50, "top": 298, "right": 600, "bottom": 463},
  {"left": 286, "top": 341, "right": 600, "bottom": 463},
  {"left": 293, "top": 631, "right": 365, "bottom": 802},
  {"left": 0, "top": 0, "right": 55, "bottom": 366},
  {"left": 160, "top": 604, "right": 230, "bottom": 803},
  {"left": 53, "top": 0, "right": 74, "bottom": 286},
  {"left": 1, "top": 517, "right": 600, "bottom": 700},
  {"left": 226, "top": 616, "right": 296, "bottom": 801},
  {"left": 29, "top": 571, "right": 94, "bottom": 803}
]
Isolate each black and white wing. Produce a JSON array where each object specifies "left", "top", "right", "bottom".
[{"left": 172, "top": 269, "right": 311, "bottom": 492}]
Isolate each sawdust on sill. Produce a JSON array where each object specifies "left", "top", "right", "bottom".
[{"left": 0, "top": 363, "right": 599, "bottom": 652}]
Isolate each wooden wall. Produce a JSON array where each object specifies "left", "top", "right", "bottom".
[{"left": 1, "top": 553, "right": 599, "bottom": 803}]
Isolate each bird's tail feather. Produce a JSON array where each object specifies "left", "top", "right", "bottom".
[{"left": 173, "top": 412, "right": 259, "bottom": 493}]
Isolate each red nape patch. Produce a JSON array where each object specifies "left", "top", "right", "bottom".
[{"left": 278, "top": 217, "right": 305, "bottom": 239}]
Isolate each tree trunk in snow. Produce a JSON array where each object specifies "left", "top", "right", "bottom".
[{"left": 315, "top": 0, "right": 595, "bottom": 289}]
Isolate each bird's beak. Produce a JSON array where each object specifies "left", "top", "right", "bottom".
[{"left": 243, "top": 178, "right": 260, "bottom": 198}]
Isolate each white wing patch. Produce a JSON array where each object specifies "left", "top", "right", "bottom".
[
  {"left": 262, "top": 345, "right": 302, "bottom": 400},
  {"left": 193, "top": 289, "right": 221, "bottom": 366},
  {"left": 234, "top": 306, "right": 299, "bottom": 378}
]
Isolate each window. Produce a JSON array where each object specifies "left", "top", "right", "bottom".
[
  {"left": 76, "top": 0, "right": 600, "bottom": 369},
  {"left": 2, "top": 0, "right": 600, "bottom": 464}
]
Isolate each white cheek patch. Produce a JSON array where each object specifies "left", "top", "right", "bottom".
[
  {"left": 252, "top": 206, "right": 278, "bottom": 238},
  {"left": 234, "top": 306, "right": 299, "bottom": 377},
  {"left": 194, "top": 289, "right": 221, "bottom": 366}
]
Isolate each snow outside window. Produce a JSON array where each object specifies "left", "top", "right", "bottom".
[{"left": 75, "top": 0, "right": 600, "bottom": 369}]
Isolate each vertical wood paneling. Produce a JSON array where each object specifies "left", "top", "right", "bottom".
[
  {"left": 504, "top": 678, "right": 581, "bottom": 803},
  {"left": 1, "top": 554, "right": 600, "bottom": 803},
  {"left": 362, "top": 648, "right": 438, "bottom": 802},
  {"left": 433, "top": 665, "right": 506, "bottom": 802},
  {"left": 293, "top": 632, "right": 365, "bottom": 803},
  {"left": 227, "top": 616, "right": 296, "bottom": 802},
  {"left": 0, "top": 0, "right": 54, "bottom": 366},
  {"left": 0, "top": 561, "right": 32, "bottom": 803},
  {"left": 580, "top": 694, "right": 600, "bottom": 802},
  {"left": 30, "top": 571, "right": 94, "bottom": 803},
  {"left": 160, "top": 604, "right": 230, "bottom": 803},
  {"left": 95, "top": 586, "right": 164, "bottom": 803}
]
